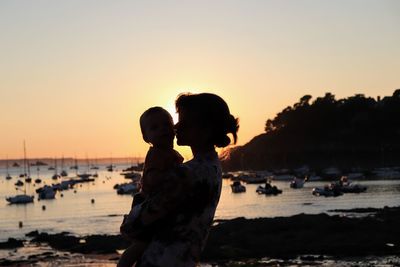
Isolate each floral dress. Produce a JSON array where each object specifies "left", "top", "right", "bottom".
[{"left": 134, "top": 150, "right": 222, "bottom": 267}]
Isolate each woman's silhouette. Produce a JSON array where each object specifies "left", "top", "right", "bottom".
[{"left": 131, "top": 93, "right": 239, "bottom": 267}]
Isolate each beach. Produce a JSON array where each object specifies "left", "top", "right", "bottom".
[{"left": 1, "top": 206, "right": 400, "bottom": 266}]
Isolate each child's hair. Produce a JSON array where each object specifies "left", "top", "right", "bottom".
[
  {"left": 139, "top": 106, "right": 173, "bottom": 143},
  {"left": 175, "top": 93, "right": 239, "bottom": 148}
]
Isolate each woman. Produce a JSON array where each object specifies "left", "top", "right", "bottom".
[{"left": 132, "top": 93, "right": 239, "bottom": 267}]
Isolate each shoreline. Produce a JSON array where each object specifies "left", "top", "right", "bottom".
[{"left": 1, "top": 206, "right": 400, "bottom": 266}]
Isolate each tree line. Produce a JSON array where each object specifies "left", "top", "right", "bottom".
[{"left": 222, "top": 89, "right": 400, "bottom": 171}]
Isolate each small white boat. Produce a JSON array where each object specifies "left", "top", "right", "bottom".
[
  {"left": 338, "top": 176, "right": 367, "bottom": 193},
  {"left": 312, "top": 184, "right": 342, "bottom": 197},
  {"left": 230, "top": 180, "right": 246, "bottom": 193},
  {"left": 115, "top": 182, "right": 139, "bottom": 195},
  {"left": 290, "top": 177, "right": 306, "bottom": 189},
  {"left": 6, "top": 194, "right": 34, "bottom": 204},
  {"left": 256, "top": 184, "right": 282, "bottom": 195}
]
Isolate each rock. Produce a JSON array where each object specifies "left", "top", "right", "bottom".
[
  {"left": 0, "top": 238, "right": 24, "bottom": 249},
  {"left": 26, "top": 230, "right": 39, "bottom": 237}
]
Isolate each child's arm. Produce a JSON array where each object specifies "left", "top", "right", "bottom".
[
  {"left": 141, "top": 148, "right": 176, "bottom": 194},
  {"left": 127, "top": 165, "right": 191, "bottom": 235}
]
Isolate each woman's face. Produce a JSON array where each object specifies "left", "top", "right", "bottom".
[{"left": 175, "top": 110, "right": 204, "bottom": 146}]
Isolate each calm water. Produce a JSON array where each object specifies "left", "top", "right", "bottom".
[{"left": 1, "top": 164, "right": 400, "bottom": 242}]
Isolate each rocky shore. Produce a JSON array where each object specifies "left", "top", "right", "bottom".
[{"left": 1, "top": 206, "right": 400, "bottom": 266}]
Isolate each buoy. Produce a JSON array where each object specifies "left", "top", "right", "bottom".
[
  {"left": 42, "top": 205, "right": 46, "bottom": 210},
  {"left": 91, "top": 199, "right": 95, "bottom": 204},
  {"left": 19, "top": 221, "right": 23, "bottom": 228}
]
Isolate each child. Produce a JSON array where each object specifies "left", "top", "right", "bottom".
[{"left": 118, "top": 107, "right": 183, "bottom": 267}]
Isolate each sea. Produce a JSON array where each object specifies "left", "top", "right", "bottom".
[{"left": 1, "top": 163, "right": 400, "bottom": 240}]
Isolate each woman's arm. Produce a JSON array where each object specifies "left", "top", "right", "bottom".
[{"left": 130, "top": 166, "right": 191, "bottom": 232}]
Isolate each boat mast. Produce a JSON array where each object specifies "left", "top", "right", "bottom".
[
  {"left": 6, "top": 155, "right": 10, "bottom": 176},
  {"left": 23, "top": 140, "right": 27, "bottom": 177}
]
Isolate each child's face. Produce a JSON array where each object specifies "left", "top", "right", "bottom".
[{"left": 144, "top": 112, "right": 175, "bottom": 148}]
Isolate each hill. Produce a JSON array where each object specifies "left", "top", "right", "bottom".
[{"left": 222, "top": 89, "right": 400, "bottom": 171}]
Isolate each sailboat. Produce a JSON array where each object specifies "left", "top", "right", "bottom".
[
  {"left": 92, "top": 157, "right": 99, "bottom": 177},
  {"left": 6, "top": 141, "right": 34, "bottom": 204},
  {"left": 24, "top": 157, "right": 32, "bottom": 183},
  {"left": 107, "top": 155, "right": 114, "bottom": 172},
  {"left": 52, "top": 158, "right": 61, "bottom": 180},
  {"left": 60, "top": 156, "right": 68, "bottom": 177},
  {"left": 5, "top": 156, "right": 12, "bottom": 180},
  {"left": 35, "top": 165, "right": 42, "bottom": 184},
  {"left": 77, "top": 155, "right": 92, "bottom": 179}
]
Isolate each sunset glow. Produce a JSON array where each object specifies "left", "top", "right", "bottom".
[{"left": 1, "top": 0, "right": 399, "bottom": 159}]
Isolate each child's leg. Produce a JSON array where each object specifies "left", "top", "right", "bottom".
[{"left": 117, "top": 241, "right": 148, "bottom": 267}]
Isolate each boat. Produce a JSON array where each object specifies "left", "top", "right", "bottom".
[
  {"left": 6, "top": 194, "right": 34, "bottom": 204},
  {"left": 115, "top": 182, "right": 139, "bottom": 195},
  {"left": 15, "top": 180, "right": 24, "bottom": 186},
  {"left": 340, "top": 183, "right": 367, "bottom": 193},
  {"left": 337, "top": 176, "right": 367, "bottom": 193},
  {"left": 122, "top": 171, "right": 142, "bottom": 180},
  {"left": 230, "top": 180, "right": 246, "bottom": 193},
  {"left": 36, "top": 185, "right": 56, "bottom": 200},
  {"left": 107, "top": 165, "right": 114, "bottom": 172},
  {"left": 290, "top": 177, "right": 306, "bottom": 189},
  {"left": 51, "top": 180, "right": 76, "bottom": 191},
  {"left": 77, "top": 173, "right": 91, "bottom": 179},
  {"left": 90, "top": 158, "right": 99, "bottom": 170},
  {"left": 6, "top": 141, "right": 35, "bottom": 204},
  {"left": 51, "top": 158, "right": 60, "bottom": 179},
  {"left": 312, "top": 183, "right": 343, "bottom": 197},
  {"left": 60, "top": 156, "right": 68, "bottom": 177},
  {"left": 107, "top": 155, "right": 114, "bottom": 172},
  {"left": 256, "top": 183, "right": 282, "bottom": 195},
  {"left": 238, "top": 172, "right": 266, "bottom": 184},
  {"left": 5, "top": 157, "right": 12, "bottom": 180}
]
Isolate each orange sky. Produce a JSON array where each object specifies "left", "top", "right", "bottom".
[{"left": 1, "top": 1, "right": 399, "bottom": 159}]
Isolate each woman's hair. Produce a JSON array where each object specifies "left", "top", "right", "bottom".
[
  {"left": 139, "top": 106, "right": 173, "bottom": 143},
  {"left": 175, "top": 93, "right": 239, "bottom": 148}
]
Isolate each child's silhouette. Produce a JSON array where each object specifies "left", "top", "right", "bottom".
[{"left": 118, "top": 107, "right": 183, "bottom": 267}]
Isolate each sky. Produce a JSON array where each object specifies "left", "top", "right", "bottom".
[{"left": 1, "top": 0, "right": 399, "bottom": 160}]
